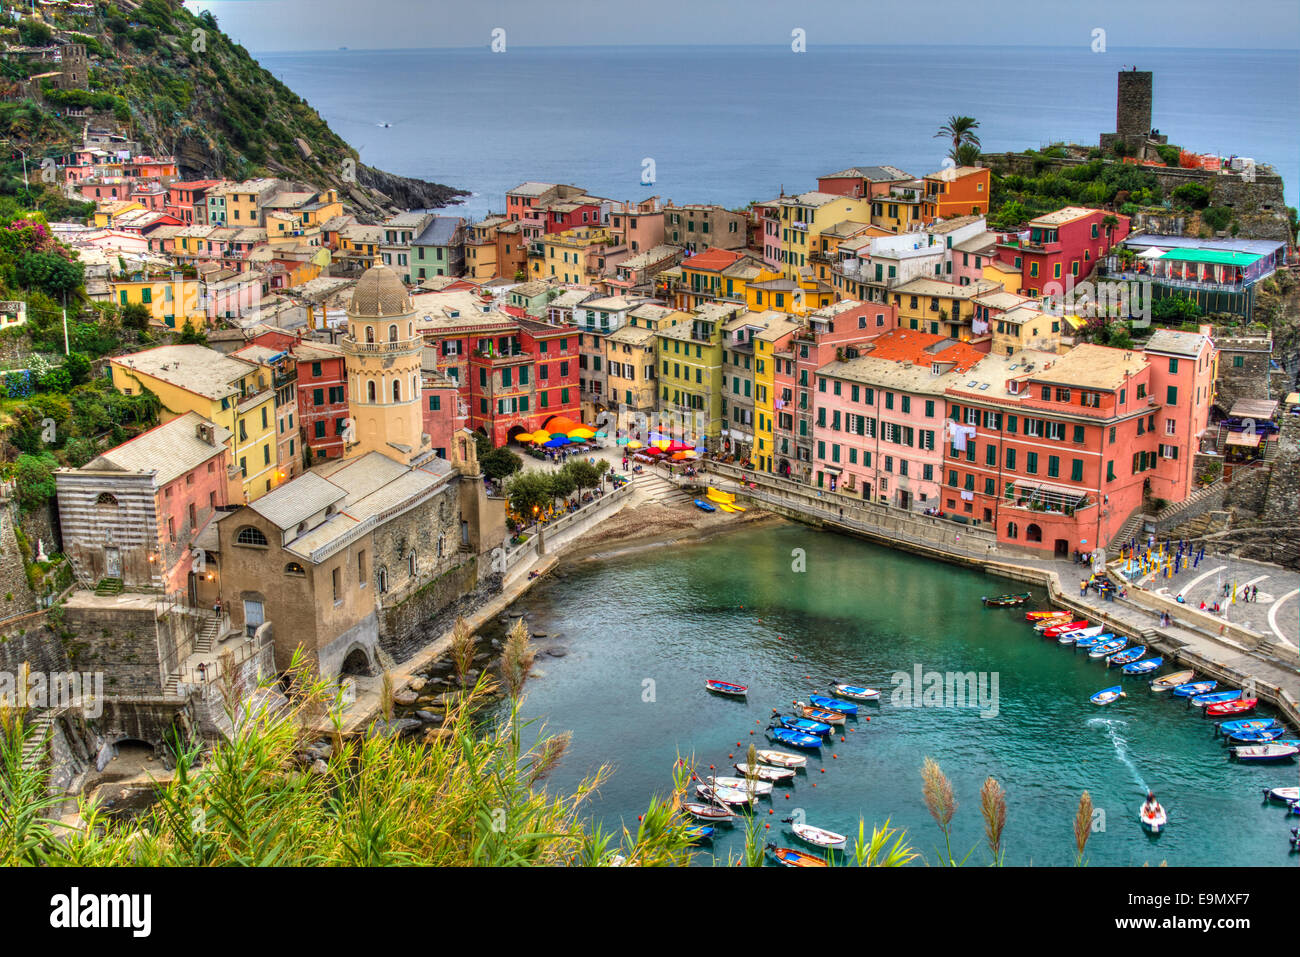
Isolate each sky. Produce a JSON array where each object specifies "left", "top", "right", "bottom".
[{"left": 184, "top": 0, "right": 1300, "bottom": 53}]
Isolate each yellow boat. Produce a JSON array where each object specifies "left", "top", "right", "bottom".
[{"left": 706, "top": 487, "right": 745, "bottom": 511}]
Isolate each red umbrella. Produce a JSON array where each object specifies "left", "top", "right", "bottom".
[{"left": 642, "top": 446, "right": 665, "bottom": 455}]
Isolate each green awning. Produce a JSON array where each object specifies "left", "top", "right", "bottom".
[{"left": 1158, "top": 249, "right": 1262, "bottom": 266}]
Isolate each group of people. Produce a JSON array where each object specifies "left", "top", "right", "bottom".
[{"left": 1071, "top": 549, "right": 1095, "bottom": 565}]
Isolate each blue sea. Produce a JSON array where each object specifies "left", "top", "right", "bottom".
[{"left": 259, "top": 45, "right": 1299, "bottom": 217}]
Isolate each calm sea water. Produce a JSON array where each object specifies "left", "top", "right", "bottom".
[
  {"left": 489, "top": 523, "right": 1296, "bottom": 866},
  {"left": 260, "top": 45, "right": 1298, "bottom": 217}
]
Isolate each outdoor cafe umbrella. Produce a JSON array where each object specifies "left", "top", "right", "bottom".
[
  {"left": 627, "top": 440, "right": 643, "bottom": 449},
  {"left": 543, "top": 437, "right": 571, "bottom": 448},
  {"left": 616, "top": 436, "right": 629, "bottom": 446},
  {"left": 643, "top": 446, "right": 665, "bottom": 455},
  {"left": 568, "top": 427, "right": 596, "bottom": 440},
  {"left": 528, "top": 430, "right": 552, "bottom": 443}
]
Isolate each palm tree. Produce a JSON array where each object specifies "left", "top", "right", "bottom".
[{"left": 936, "top": 116, "right": 982, "bottom": 161}]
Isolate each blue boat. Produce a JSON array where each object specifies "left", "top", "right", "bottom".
[
  {"left": 693, "top": 499, "right": 716, "bottom": 512},
  {"left": 1218, "top": 718, "right": 1280, "bottom": 736},
  {"left": 1122, "top": 656, "right": 1163, "bottom": 675},
  {"left": 1090, "top": 685, "right": 1126, "bottom": 706},
  {"left": 1074, "top": 633, "right": 1113, "bottom": 649},
  {"left": 1172, "top": 680, "right": 1217, "bottom": 698},
  {"left": 1088, "top": 638, "right": 1127, "bottom": 659},
  {"left": 773, "top": 713, "right": 833, "bottom": 736},
  {"left": 766, "top": 726, "right": 822, "bottom": 750},
  {"left": 1225, "top": 728, "right": 1288, "bottom": 744},
  {"left": 809, "top": 693, "right": 859, "bottom": 715},
  {"left": 1191, "top": 689, "right": 1241, "bottom": 708},
  {"left": 684, "top": 825, "right": 715, "bottom": 842},
  {"left": 1108, "top": 646, "right": 1146, "bottom": 667}
]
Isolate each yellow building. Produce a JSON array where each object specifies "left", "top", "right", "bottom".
[
  {"left": 869, "top": 180, "right": 925, "bottom": 232},
  {"left": 654, "top": 302, "right": 743, "bottom": 448},
  {"left": 891, "top": 277, "right": 1002, "bottom": 341},
  {"left": 468, "top": 216, "right": 506, "bottom": 280},
  {"left": 769, "top": 192, "right": 873, "bottom": 280},
  {"left": 809, "top": 221, "right": 883, "bottom": 283},
  {"left": 338, "top": 224, "right": 384, "bottom": 270},
  {"left": 752, "top": 314, "right": 801, "bottom": 473},
  {"left": 110, "top": 345, "right": 279, "bottom": 502},
  {"left": 92, "top": 199, "right": 145, "bottom": 227},
  {"left": 605, "top": 304, "right": 687, "bottom": 424},
  {"left": 213, "top": 178, "right": 281, "bottom": 227},
  {"left": 984, "top": 257, "right": 1021, "bottom": 294},
  {"left": 744, "top": 276, "right": 835, "bottom": 316},
  {"left": 539, "top": 226, "right": 618, "bottom": 286},
  {"left": 110, "top": 275, "right": 207, "bottom": 329}
]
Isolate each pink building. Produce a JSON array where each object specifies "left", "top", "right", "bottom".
[
  {"left": 1141, "top": 327, "right": 1218, "bottom": 504},
  {"left": 811, "top": 329, "right": 984, "bottom": 507}
]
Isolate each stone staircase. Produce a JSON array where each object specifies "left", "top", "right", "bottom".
[
  {"left": 1110, "top": 509, "right": 1146, "bottom": 549},
  {"left": 630, "top": 469, "right": 694, "bottom": 507},
  {"left": 94, "top": 577, "right": 123, "bottom": 596},
  {"left": 19, "top": 709, "right": 56, "bottom": 772},
  {"left": 194, "top": 614, "right": 222, "bottom": 653}
]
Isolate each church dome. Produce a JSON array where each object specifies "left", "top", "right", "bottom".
[{"left": 349, "top": 263, "right": 412, "bottom": 317}]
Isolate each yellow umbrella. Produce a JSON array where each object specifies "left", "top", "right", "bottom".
[
  {"left": 514, "top": 431, "right": 535, "bottom": 443},
  {"left": 529, "top": 431, "right": 551, "bottom": 443},
  {"left": 568, "top": 428, "right": 596, "bottom": 439},
  {"left": 653, "top": 439, "right": 671, "bottom": 449},
  {"left": 627, "top": 440, "right": 643, "bottom": 449}
]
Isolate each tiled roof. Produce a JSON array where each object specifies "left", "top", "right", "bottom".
[{"left": 80, "top": 412, "right": 230, "bottom": 487}]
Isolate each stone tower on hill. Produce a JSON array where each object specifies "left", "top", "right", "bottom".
[
  {"left": 342, "top": 264, "right": 432, "bottom": 466},
  {"left": 1100, "top": 68, "right": 1167, "bottom": 159}
]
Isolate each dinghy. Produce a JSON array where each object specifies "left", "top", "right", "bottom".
[
  {"left": 773, "top": 713, "right": 833, "bottom": 736},
  {"left": 1088, "top": 638, "right": 1128, "bottom": 659},
  {"left": 734, "top": 762, "right": 796, "bottom": 782},
  {"left": 1264, "top": 786, "right": 1300, "bottom": 803},
  {"left": 766, "top": 844, "right": 829, "bottom": 868},
  {"left": 1151, "top": 670, "right": 1195, "bottom": 691},
  {"left": 755, "top": 748, "right": 807, "bottom": 768},
  {"left": 1231, "top": 744, "right": 1299, "bottom": 763},
  {"left": 1108, "top": 646, "right": 1146, "bottom": 667},
  {"left": 706, "top": 775, "right": 773, "bottom": 796},
  {"left": 1060, "top": 625, "right": 1105, "bottom": 642},
  {"left": 1122, "top": 657, "right": 1163, "bottom": 675},
  {"left": 681, "top": 802, "right": 734, "bottom": 823},
  {"left": 828, "top": 682, "right": 880, "bottom": 701},
  {"left": 1190, "top": 689, "right": 1241, "bottom": 708},
  {"left": 684, "top": 824, "right": 716, "bottom": 841},
  {"left": 793, "top": 702, "right": 847, "bottom": 725},
  {"left": 1043, "top": 620, "right": 1090, "bottom": 637},
  {"left": 1072, "top": 632, "right": 1114, "bottom": 649},
  {"left": 693, "top": 499, "right": 716, "bottom": 512},
  {"left": 1172, "top": 680, "right": 1217, "bottom": 698},
  {"left": 1218, "top": 718, "right": 1279, "bottom": 736},
  {"left": 1206, "top": 698, "right": 1257, "bottom": 717},
  {"left": 704, "top": 679, "right": 747, "bottom": 697},
  {"left": 1026, "top": 609, "right": 1069, "bottom": 621},
  {"left": 1139, "top": 803, "right": 1167, "bottom": 833},
  {"left": 809, "top": 693, "right": 859, "bottom": 715},
  {"left": 766, "top": 727, "right": 822, "bottom": 750},
  {"left": 1224, "top": 728, "right": 1287, "bottom": 744},
  {"left": 695, "top": 783, "right": 757, "bottom": 807},
  {"left": 784, "top": 819, "right": 847, "bottom": 851},
  {"left": 982, "top": 592, "right": 1030, "bottom": 607},
  {"left": 1090, "top": 686, "right": 1126, "bottom": 706}
]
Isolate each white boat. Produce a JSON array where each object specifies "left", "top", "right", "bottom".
[
  {"left": 734, "top": 762, "right": 796, "bottom": 782},
  {"left": 789, "top": 821, "right": 847, "bottom": 851},
  {"left": 1139, "top": 803, "right": 1167, "bottom": 833},
  {"left": 755, "top": 749, "right": 807, "bottom": 769},
  {"left": 695, "top": 783, "right": 756, "bottom": 807},
  {"left": 1060, "top": 625, "right": 1105, "bottom": 644},
  {"left": 1232, "top": 744, "right": 1299, "bottom": 763},
  {"left": 1264, "top": 786, "right": 1300, "bottom": 803},
  {"left": 707, "top": 775, "right": 773, "bottom": 796},
  {"left": 829, "top": 682, "right": 880, "bottom": 701}
]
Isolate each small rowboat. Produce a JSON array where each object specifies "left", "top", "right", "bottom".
[
  {"left": 1191, "top": 689, "right": 1241, "bottom": 708},
  {"left": 734, "top": 762, "right": 796, "bottom": 782},
  {"left": 1206, "top": 698, "right": 1257, "bottom": 717},
  {"left": 682, "top": 802, "right": 734, "bottom": 823},
  {"left": 704, "top": 679, "right": 747, "bottom": 697},
  {"left": 755, "top": 748, "right": 807, "bottom": 768},
  {"left": 1026, "top": 609, "right": 1069, "bottom": 621},
  {"left": 1151, "top": 670, "right": 1195, "bottom": 692},
  {"left": 1088, "top": 638, "right": 1128, "bottom": 659},
  {"left": 1090, "top": 686, "right": 1126, "bottom": 706},
  {"left": 1264, "top": 786, "right": 1300, "bottom": 803},
  {"left": 1122, "top": 656, "right": 1163, "bottom": 675},
  {"left": 786, "top": 820, "right": 847, "bottom": 851},
  {"left": 1043, "top": 620, "right": 1089, "bottom": 637},
  {"left": 766, "top": 727, "right": 822, "bottom": 750},
  {"left": 809, "top": 693, "right": 859, "bottom": 715},
  {"left": 1172, "top": 680, "right": 1217, "bottom": 698},
  {"left": 1232, "top": 744, "right": 1299, "bottom": 763},
  {"left": 1108, "top": 646, "right": 1147, "bottom": 667},
  {"left": 1219, "top": 718, "right": 1279, "bottom": 736},
  {"left": 794, "top": 702, "right": 847, "bottom": 725},
  {"left": 1073, "top": 633, "right": 1114, "bottom": 649},
  {"left": 1139, "top": 803, "right": 1167, "bottom": 833},
  {"left": 828, "top": 682, "right": 880, "bottom": 701},
  {"left": 707, "top": 775, "right": 773, "bottom": 796},
  {"left": 982, "top": 592, "right": 1030, "bottom": 607},
  {"left": 1225, "top": 728, "right": 1287, "bottom": 744},
  {"left": 773, "top": 713, "right": 833, "bottom": 736},
  {"left": 693, "top": 499, "right": 716, "bottom": 512},
  {"left": 684, "top": 824, "right": 716, "bottom": 841},
  {"left": 766, "top": 844, "right": 829, "bottom": 868},
  {"left": 1059, "top": 625, "right": 1105, "bottom": 643},
  {"left": 696, "top": 783, "right": 756, "bottom": 807}
]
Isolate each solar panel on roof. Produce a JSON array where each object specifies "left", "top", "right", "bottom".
[{"left": 979, "top": 383, "right": 990, "bottom": 390}]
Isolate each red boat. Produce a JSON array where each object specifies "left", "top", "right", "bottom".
[
  {"left": 705, "top": 679, "right": 748, "bottom": 698},
  {"left": 1207, "top": 697, "right": 1257, "bottom": 717},
  {"left": 1042, "top": 620, "right": 1089, "bottom": 637},
  {"left": 1025, "top": 609, "right": 1068, "bottom": 621}
]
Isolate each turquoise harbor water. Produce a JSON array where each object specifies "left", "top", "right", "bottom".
[{"left": 497, "top": 523, "right": 1298, "bottom": 866}]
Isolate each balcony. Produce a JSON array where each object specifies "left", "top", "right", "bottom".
[{"left": 343, "top": 336, "right": 418, "bottom": 354}]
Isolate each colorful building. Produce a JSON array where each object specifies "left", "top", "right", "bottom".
[
  {"left": 921, "top": 166, "right": 991, "bottom": 221},
  {"left": 996, "top": 207, "right": 1130, "bottom": 298}
]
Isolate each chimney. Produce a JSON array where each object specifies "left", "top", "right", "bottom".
[{"left": 196, "top": 421, "right": 215, "bottom": 445}]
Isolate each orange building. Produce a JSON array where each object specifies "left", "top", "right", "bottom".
[{"left": 922, "top": 167, "right": 991, "bottom": 222}]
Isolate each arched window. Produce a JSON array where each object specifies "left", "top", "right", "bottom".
[
  {"left": 1006, "top": 522, "right": 1019, "bottom": 540},
  {"left": 365, "top": 326, "right": 375, "bottom": 344},
  {"left": 388, "top": 324, "right": 398, "bottom": 342},
  {"left": 1026, "top": 523, "right": 1043, "bottom": 543},
  {"left": 367, "top": 380, "right": 377, "bottom": 402},
  {"left": 284, "top": 562, "right": 306, "bottom": 576},
  {"left": 392, "top": 379, "right": 401, "bottom": 402},
  {"left": 377, "top": 566, "right": 388, "bottom": 594},
  {"left": 235, "top": 526, "right": 268, "bottom": 547},
  {"left": 95, "top": 492, "right": 119, "bottom": 507},
  {"left": 407, "top": 321, "right": 413, "bottom": 338}
]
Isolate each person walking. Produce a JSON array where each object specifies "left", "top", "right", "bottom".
[{"left": 1080, "top": 579, "right": 1089, "bottom": 597}]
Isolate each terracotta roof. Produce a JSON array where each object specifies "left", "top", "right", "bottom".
[{"left": 682, "top": 247, "right": 744, "bottom": 272}]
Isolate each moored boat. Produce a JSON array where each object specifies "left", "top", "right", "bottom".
[
  {"left": 794, "top": 702, "right": 847, "bottom": 725},
  {"left": 1190, "top": 689, "right": 1241, "bottom": 708},
  {"left": 681, "top": 802, "right": 734, "bottom": 823},
  {"left": 766, "top": 727, "right": 822, "bottom": 750},
  {"left": 1072, "top": 632, "right": 1114, "bottom": 649},
  {"left": 1122, "top": 656, "right": 1163, "bottom": 675},
  {"left": 784, "top": 819, "right": 847, "bottom": 850},
  {"left": 1151, "top": 670, "right": 1196, "bottom": 692},
  {"left": 734, "top": 762, "right": 796, "bottom": 782},
  {"left": 1108, "top": 646, "right": 1146, "bottom": 667},
  {"left": 1172, "top": 680, "right": 1217, "bottom": 698},
  {"left": 809, "top": 693, "right": 859, "bottom": 715},
  {"left": 704, "top": 679, "right": 747, "bottom": 697},
  {"left": 1043, "top": 619, "right": 1089, "bottom": 637},
  {"left": 1206, "top": 698, "right": 1257, "bottom": 717},
  {"left": 684, "top": 824, "right": 716, "bottom": 841},
  {"left": 696, "top": 782, "right": 757, "bottom": 807},
  {"left": 1218, "top": 718, "right": 1279, "bottom": 736},
  {"left": 828, "top": 681, "right": 880, "bottom": 701},
  {"left": 1264, "top": 786, "right": 1300, "bottom": 803},
  {"left": 773, "top": 712, "right": 833, "bottom": 736},
  {"left": 706, "top": 775, "right": 773, "bottom": 796},
  {"left": 1088, "top": 638, "right": 1128, "bottom": 659},
  {"left": 766, "top": 843, "right": 829, "bottom": 867},
  {"left": 1059, "top": 625, "right": 1105, "bottom": 643},
  {"left": 1026, "top": 609, "right": 1069, "bottom": 621},
  {"left": 1224, "top": 728, "right": 1287, "bottom": 744},
  {"left": 693, "top": 499, "right": 716, "bottom": 512},
  {"left": 982, "top": 592, "right": 1030, "bottom": 607},
  {"left": 1090, "top": 685, "right": 1126, "bottom": 706},
  {"left": 1231, "top": 744, "right": 1299, "bottom": 763},
  {"left": 754, "top": 748, "right": 807, "bottom": 768}
]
